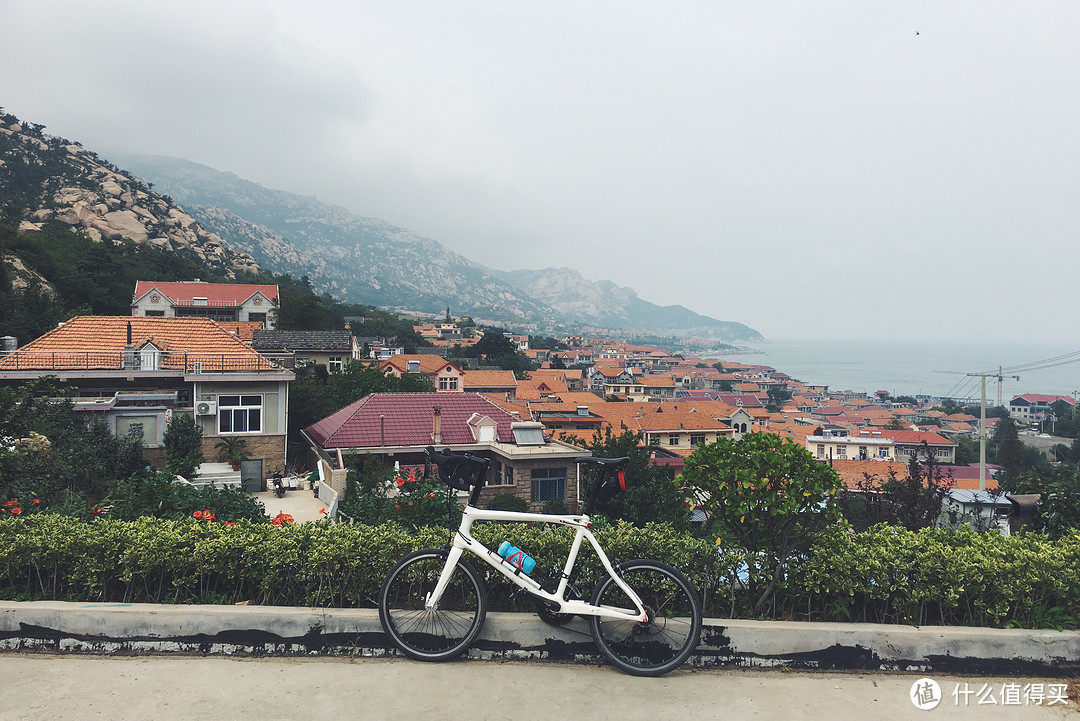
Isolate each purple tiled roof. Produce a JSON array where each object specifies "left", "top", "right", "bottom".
[{"left": 305, "top": 393, "right": 521, "bottom": 448}]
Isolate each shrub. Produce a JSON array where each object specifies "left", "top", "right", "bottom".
[
  {"left": 1, "top": 514, "right": 1078, "bottom": 630},
  {"left": 542, "top": 498, "right": 569, "bottom": 515},
  {"left": 486, "top": 494, "right": 529, "bottom": 513}
]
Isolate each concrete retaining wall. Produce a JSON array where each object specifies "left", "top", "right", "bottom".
[{"left": 1, "top": 601, "right": 1077, "bottom": 676}]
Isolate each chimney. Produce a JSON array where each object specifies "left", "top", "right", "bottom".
[
  {"left": 123, "top": 322, "right": 136, "bottom": 370},
  {"left": 432, "top": 406, "right": 442, "bottom": 444}
]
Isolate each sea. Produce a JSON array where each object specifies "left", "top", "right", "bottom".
[{"left": 705, "top": 339, "right": 1080, "bottom": 403}]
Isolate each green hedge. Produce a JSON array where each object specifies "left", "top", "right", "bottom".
[{"left": 1, "top": 515, "right": 1078, "bottom": 629}]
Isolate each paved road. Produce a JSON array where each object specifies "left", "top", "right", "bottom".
[{"left": 0, "top": 655, "right": 1072, "bottom": 720}]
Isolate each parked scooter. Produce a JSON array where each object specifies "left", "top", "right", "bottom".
[{"left": 272, "top": 472, "right": 286, "bottom": 498}]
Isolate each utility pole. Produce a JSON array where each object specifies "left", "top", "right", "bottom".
[{"left": 968, "top": 370, "right": 1020, "bottom": 490}]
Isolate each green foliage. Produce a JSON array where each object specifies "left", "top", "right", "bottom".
[
  {"left": 542, "top": 497, "right": 569, "bottom": 515},
  {"left": 340, "top": 459, "right": 460, "bottom": 530},
  {"left": 991, "top": 417, "right": 1022, "bottom": 476},
  {"left": 580, "top": 426, "right": 691, "bottom": 530},
  {"left": 213, "top": 436, "right": 251, "bottom": 464},
  {"left": 0, "top": 378, "right": 146, "bottom": 505},
  {"left": 1002, "top": 467, "right": 1080, "bottom": 539},
  {"left": 105, "top": 471, "right": 267, "bottom": 523},
  {"left": 0, "top": 221, "right": 229, "bottom": 342},
  {"left": 680, "top": 432, "right": 843, "bottom": 612},
  {"left": 3, "top": 513, "right": 1080, "bottom": 630},
  {"left": 486, "top": 494, "right": 529, "bottom": 512},
  {"left": 163, "top": 414, "right": 203, "bottom": 480}
]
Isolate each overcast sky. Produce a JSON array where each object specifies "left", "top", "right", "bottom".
[{"left": 2, "top": 1, "right": 1078, "bottom": 342}]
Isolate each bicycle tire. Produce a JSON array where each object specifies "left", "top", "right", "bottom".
[
  {"left": 588, "top": 559, "right": 702, "bottom": 677},
  {"left": 378, "top": 548, "right": 487, "bottom": 662}
]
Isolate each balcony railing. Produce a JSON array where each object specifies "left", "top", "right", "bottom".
[
  {"left": 172, "top": 299, "right": 243, "bottom": 307},
  {"left": 0, "top": 350, "right": 284, "bottom": 373}
]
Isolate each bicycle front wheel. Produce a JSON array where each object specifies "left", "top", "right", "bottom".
[
  {"left": 378, "top": 548, "right": 487, "bottom": 662},
  {"left": 589, "top": 559, "right": 702, "bottom": 676}
]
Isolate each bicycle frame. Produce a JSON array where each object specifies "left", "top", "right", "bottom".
[{"left": 426, "top": 504, "right": 648, "bottom": 623}]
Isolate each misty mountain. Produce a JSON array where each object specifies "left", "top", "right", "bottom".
[{"left": 110, "top": 153, "right": 761, "bottom": 340}]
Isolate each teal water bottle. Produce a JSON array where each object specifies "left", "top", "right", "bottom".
[{"left": 498, "top": 541, "right": 536, "bottom": 574}]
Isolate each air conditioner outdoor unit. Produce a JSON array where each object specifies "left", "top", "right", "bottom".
[{"left": 195, "top": 401, "right": 217, "bottom": 416}]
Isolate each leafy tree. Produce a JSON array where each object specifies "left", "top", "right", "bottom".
[
  {"left": 0, "top": 378, "right": 146, "bottom": 506},
  {"left": 877, "top": 450, "right": 953, "bottom": 530},
  {"left": 679, "top": 433, "right": 843, "bottom": 612},
  {"left": 163, "top": 414, "right": 204, "bottom": 480},
  {"left": 765, "top": 387, "right": 791, "bottom": 412},
  {"left": 1003, "top": 466, "right": 1080, "bottom": 539},
  {"left": 991, "top": 418, "right": 1022, "bottom": 477},
  {"left": 953, "top": 435, "right": 980, "bottom": 466}
]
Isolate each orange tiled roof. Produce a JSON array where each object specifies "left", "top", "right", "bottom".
[
  {"left": 216, "top": 321, "right": 265, "bottom": 343},
  {"left": 382, "top": 355, "right": 462, "bottom": 375},
  {"left": 0, "top": 316, "right": 277, "bottom": 372},
  {"left": 462, "top": 370, "right": 519, "bottom": 389}
]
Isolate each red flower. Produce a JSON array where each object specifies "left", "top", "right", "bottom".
[
  {"left": 10, "top": 507, "right": 21, "bottom": 516},
  {"left": 224, "top": 521, "right": 236, "bottom": 527},
  {"left": 407, "top": 469, "right": 417, "bottom": 483},
  {"left": 394, "top": 504, "right": 400, "bottom": 510},
  {"left": 395, "top": 476, "right": 405, "bottom": 488},
  {"left": 31, "top": 499, "right": 39, "bottom": 505},
  {"left": 318, "top": 508, "right": 327, "bottom": 514},
  {"left": 92, "top": 507, "right": 102, "bottom": 515},
  {"left": 193, "top": 510, "right": 203, "bottom": 519},
  {"left": 2, "top": 500, "right": 17, "bottom": 508}
]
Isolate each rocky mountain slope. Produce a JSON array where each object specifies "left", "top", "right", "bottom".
[
  {"left": 0, "top": 112, "right": 258, "bottom": 278},
  {"left": 112, "top": 154, "right": 761, "bottom": 340},
  {"left": 109, "top": 153, "right": 551, "bottom": 324},
  {"left": 494, "top": 267, "right": 761, "bottom": 340}
]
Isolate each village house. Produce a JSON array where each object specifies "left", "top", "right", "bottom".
[
  {"left": 131, "top": 281, "right": 278, "bottom": 328},
  {"left": 251, "top": 330, "right": 360, "bottom": 372},
  {"left": 1008, "top": 394, "right": 1076, "bottom": 425},
  {"left": 0, "top": 316, "right": 293, "bottom": 488},
  {"left": 303, "top": 393, "right": 588, "bottom": 510},
  {"left": 381, "top": 355, "right": 465, "bottom": 392}
]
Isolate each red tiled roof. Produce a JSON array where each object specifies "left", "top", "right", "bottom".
[
  {"left": 134, "top": 281, "right": 278, "bottom": 305},
  {"left": 305, "top": 393, "right": 522, "bottom": 448}
]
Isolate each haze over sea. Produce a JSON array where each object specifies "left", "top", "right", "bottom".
[{"left": 711, "top": 339, "right": 1080, "bottom": 402}]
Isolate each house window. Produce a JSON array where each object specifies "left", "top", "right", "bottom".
[
  {"left": 668, "top": 434, "right": 679, "bottom": 446},
  {"left": 690, "top": 433, "right": 706, "bottom": 446},
  {"left": 144, "top": 310, "right": 165, "bottom": 317},
  {"left": 835, "top": 444, "right": 847, "bottom": 458},
  {"left": 127, "top": 423, "right": 144, "bottom": 440},
  {"left": 439, "top": 376, "right": 458, "bottom": 391},
  {"left": 817, "top": 444, "right": 825, "bottom": 459},
  {"left": 328, "top": 356, "right": 343, "bottom": 373},
  {"left": 248, "top": 312, "right": 267, "bottom": 325},
  {"left": 505, "top": 466, "right": 514, "bottom": 486},
  {"left": 530, "top": 467, "right": 566, "bottom": 502},
  {"left": 218, "top": 394, "right": 262, "bottom": 434}
]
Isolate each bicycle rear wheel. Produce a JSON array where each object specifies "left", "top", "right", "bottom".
[
  {"left": 589, "top": 559, "right": 702, "bottom": 676},
  {"left": 379, "top": 548, "right": 487, "bottom": 661}
]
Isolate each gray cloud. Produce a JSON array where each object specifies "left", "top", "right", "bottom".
[{"left": 2, "top": 0, "right": 1078, "bottom": 341}]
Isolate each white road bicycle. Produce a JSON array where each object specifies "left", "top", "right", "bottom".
[{"left": 378, "top": 447, "right": 703, "bottom": 677}]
